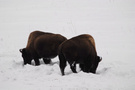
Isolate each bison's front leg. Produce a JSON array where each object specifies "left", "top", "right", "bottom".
[
  {"left": 70, "top": 61, "right": 77, "bottom": 73},
  {"left": 79, "top": 64, "right": 84, "bottom": 71},
  {"left": 34, "top": 58, "right": 40, "bottom": 66},
  {"left": 23, "top": 61, "right": 31, "bottom": 65}
]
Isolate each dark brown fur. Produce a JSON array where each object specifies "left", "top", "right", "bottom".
[
  {"left": 58, "top": 34, "right": 101, "bottom": 75},
  {"left": 20, "top": 31, "right": 67, "bottom": 65},
  {"left": 76, "top": 34, "right": 96, "bottom": 51}
]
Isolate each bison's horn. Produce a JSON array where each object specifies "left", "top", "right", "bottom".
[
  {"left": 19, "top": 49, "right": 23, "bottom": 53},
  {"left": 100, "top": 57, "right": 102, "bottom": 61}
]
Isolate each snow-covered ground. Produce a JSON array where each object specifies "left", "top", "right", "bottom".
[{"left": 0, "top": 0, "right": 135, "bottom": 90}]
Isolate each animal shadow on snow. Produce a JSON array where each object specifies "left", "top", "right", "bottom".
[
  {"left": 39, "top": 59, "right": 59, "bottom": 66},
  {"left": 96, "top": 67, "right": 111, "bottom": 75},
  {"left": 21, "top": 59, "right": 59, "bottom": 66},
  {"left": 65, "top": 67, "right": 111, "bottom": 75}
]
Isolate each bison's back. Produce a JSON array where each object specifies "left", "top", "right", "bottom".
[
  {"left": 34, "top": 34, "right": 67, "bottom": 58},
  {"left": 26, "top": 31, "right": 52, "bottom": 49},
  {"left": 60, "top": 36, "right": 95, "bottom": 62},
  {"left": 72, "top": 34, "right": 96, "bottom": 51}
]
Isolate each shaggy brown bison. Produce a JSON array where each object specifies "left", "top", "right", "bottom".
[
  {"left": 19, "top": 31, "right": 67, "bottom": 66},
  {"left": 58, "top": 34, "right": 102, "bottom": 75}
]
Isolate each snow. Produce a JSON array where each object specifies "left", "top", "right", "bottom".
[{"left": 0, "top": 0, "right": 135, "bottom": 90}]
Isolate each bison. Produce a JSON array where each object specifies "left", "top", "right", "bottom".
[
  {"left": 19, "top": 31, "right": 67, "bottom": 66},
  {"left": 58, "top": 34, "right": 102, "bottom": 75}
]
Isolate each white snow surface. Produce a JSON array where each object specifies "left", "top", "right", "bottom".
[{"left": 0, "top": 0, "right": 135, "bottom": 90}]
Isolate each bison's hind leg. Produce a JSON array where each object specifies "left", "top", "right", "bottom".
[
  {"left": 58, "top": 53, "right": 67, "bottom": 76},
  {"left": 68, "top": 61, "right": 77, "bottom": 73},
  {"left": 43, "top": 58, "right": 51, "bottom": 64}
]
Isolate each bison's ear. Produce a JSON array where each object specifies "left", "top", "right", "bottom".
[{"left": 19, "top": 48, "right": 25, "bottom": 53}]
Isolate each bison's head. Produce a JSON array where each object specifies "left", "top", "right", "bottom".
[
  {"left": 90, "top": 56, "right": 102, "bottom": 73},
  {"left": 19, "top": 48, "right": 32, "bottom": 65}
]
